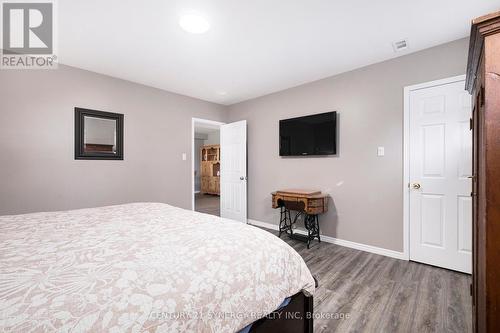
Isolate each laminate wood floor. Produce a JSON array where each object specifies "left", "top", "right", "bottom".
[
  {"left": 261, "top": 228, "right": 472, "bottom": 333},
  {"left": 195, "top": 193, "right": 220, "bottom": 216}
]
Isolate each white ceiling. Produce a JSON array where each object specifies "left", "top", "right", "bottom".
[{"left": 59, "top": 0, "right": 500, "bottom": 105}]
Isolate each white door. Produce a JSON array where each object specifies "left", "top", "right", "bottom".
[
  {"left": 408, "top": 78, "right": 472, "bottom": 273},
  {"left": 220, "top": 120, "right": 247, "bottom": 223}
]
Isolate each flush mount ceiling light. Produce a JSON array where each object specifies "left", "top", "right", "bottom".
[{"left": 179, "top": 14, "right": 210, "bottom": 34}]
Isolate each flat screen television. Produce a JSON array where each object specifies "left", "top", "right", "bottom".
[{"left": 279, "top": 111, "right": 337, "bottom": 156}]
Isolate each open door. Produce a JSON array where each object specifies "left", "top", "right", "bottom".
[{"left": 220, "top": 120, "right": 247, "bottom": 223}]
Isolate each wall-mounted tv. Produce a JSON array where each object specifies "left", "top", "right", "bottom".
[{"left": 279, "top": 111, "right": 337, "bottom": 156}]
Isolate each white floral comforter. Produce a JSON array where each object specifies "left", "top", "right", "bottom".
[{"left": 0, "top": 203, "right": 315, "bottom": 332}]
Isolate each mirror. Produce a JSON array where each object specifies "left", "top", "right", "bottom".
[
  {"left": 84, "top": 116, "right": 117, "bottom": 154},
  {"left": 75, "top": 108, "right": 123, "bottom": 160}
]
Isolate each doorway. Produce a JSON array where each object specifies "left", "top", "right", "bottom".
[
  {"left": 191, "top": 118, "right": 248, "bottom": 223},
  {"left": 192, "top": 118, "right": 223, "bottom": 216},
  {"left": 404, "top": 75, "right": 472, "bottom": 273}
]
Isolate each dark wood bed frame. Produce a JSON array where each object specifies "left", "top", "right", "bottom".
[
  {"left": 248, "top": 292, "right": 314, "bottom": 333},
  {"left": 248, "top": 276, "right": 317, "bottom": 333}
]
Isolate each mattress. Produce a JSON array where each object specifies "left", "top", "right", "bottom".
[{"left": 0, "top": 203, "right": 315, "bottom": 332}]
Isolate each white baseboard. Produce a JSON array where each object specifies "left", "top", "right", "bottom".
[{"left": 247, "top": 219, "right": 407, "bottom": 261}]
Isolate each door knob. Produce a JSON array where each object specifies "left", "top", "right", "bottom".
[
  {"left": 412, "top": 183, "right": 421, "bottom": 190},
  {"left": 240, "top": 176, "right": 245, "bottom": 180}
]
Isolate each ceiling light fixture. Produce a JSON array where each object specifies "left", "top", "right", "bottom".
[{"left": 179, "top": 14, "right": 210, "bottom": 34}]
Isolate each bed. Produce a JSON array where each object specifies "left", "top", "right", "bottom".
[{"left": 0, "top": 203, "right": 315, "bottom": 332}]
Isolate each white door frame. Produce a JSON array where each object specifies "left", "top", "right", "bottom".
[
  {"left": 402, "top": 74, "right": 467, "bottom": 261},
  {"left": 191, "top": 117, "right": 225, "bottom": 211}
]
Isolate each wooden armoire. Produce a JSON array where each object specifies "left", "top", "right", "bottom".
[
  {"left": 200, "top": 144, "right": 220, "bottom": 195},
  {"left": 466, "top": 11, "right": 500, "bottom": 333}
]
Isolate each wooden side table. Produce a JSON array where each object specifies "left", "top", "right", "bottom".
[{"left": 271, "top": 189, "right": 328, "bottom": 249}]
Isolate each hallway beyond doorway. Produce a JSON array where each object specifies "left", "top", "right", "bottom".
[{"left": 195, "top": 193, "right": 220, "bottom": 216}]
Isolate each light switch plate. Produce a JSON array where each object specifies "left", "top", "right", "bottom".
[
  {"left": 182, "top": 153, "right": 187, "bottom": 161},
  {"left": 377, "top": 147, "right": 385, "bottom": 156}
]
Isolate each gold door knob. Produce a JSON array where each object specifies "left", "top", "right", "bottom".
[{"left": 412, "top": 183, "right": 421, "bottom": 190}]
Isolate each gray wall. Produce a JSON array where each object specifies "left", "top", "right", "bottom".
[
  {"left": 0, "top": 39, "right": 469, "bottom": 252},
  {"left": 227, "top": 38, "right": 469, "bottom": 252},
  {"left": 0, "top": 64, "right": 226, "bottom": 215},
  {"left": 205, "top": 131, "right": 220, "bottom": 145}
]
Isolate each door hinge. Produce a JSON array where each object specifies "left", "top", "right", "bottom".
[
  {"left": 480, "top": 86, "right": 485, "bottom": 107},
  {"left": 469, "top": 117, "right": 473, "bottom": 131},
  {"left": 470, "top": 283, "right": 473, "bottom": 296}
]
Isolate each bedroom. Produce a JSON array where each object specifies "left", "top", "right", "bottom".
[{"left": 1, "top": 1, "right": 500, "bottom": 332}]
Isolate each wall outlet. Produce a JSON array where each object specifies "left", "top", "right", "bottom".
[
  {"left": 182, "top": 153, "right": 187, "bottom": 161},
  {"left": 377, "top": 147, "right": 385, "bottom": 156}
]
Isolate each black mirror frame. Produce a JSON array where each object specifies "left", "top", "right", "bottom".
[{"left": 74, "top": 107, "right": 124, "bottom": 160}]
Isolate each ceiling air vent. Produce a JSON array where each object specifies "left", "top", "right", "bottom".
[{"left": 392, "top": 39, "right": 409, "bottom": 52}]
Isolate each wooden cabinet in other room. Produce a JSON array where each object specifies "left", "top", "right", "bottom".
[{"left": 200, "top": 145, "right": 220, "bottom": 195}]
